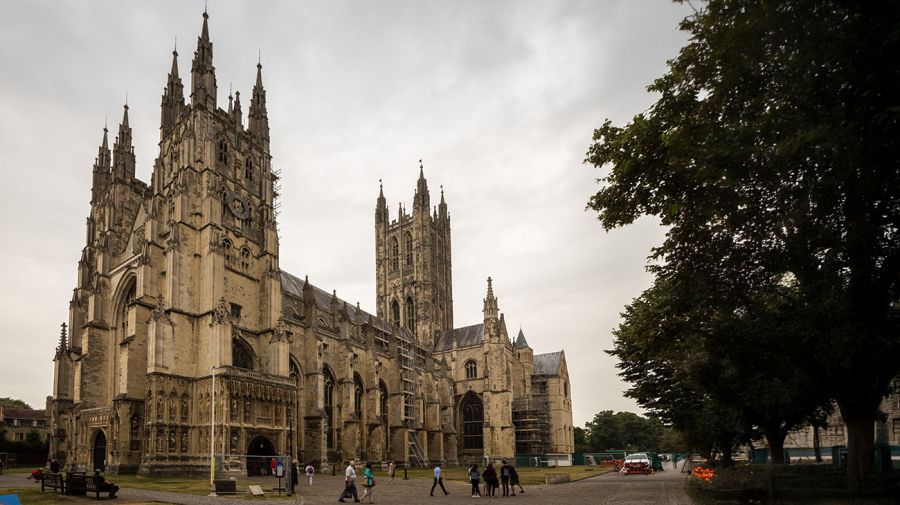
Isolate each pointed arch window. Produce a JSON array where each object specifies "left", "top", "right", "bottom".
[
  {"left": 465, "top": 359, "right": 478, "bottom": 379},
  {"left": 240, "top": 247, "right": 252, "bottom": 270},
  {"left": 390, "top": 237, "right": 399, "bottom": 272},
  {"left": 379, "top": 381, "right": 389, "bottom": 420},
  {"left": 405, "top": 233, "right": 413, "bottom": 267},
  {"left": 217, "top": 139, "right": 229, "bottom": 164},
  {"left": 405, "top": 297, "right": 415, "bottom": 332},
  {"left": 244, "top": 158, "right": 254, "bottom": 181},
  {"left": 353, "top": 374, "right": 364, "bottom": 416},
  {"left": 391, "top": 299, "right": 401, "bottom": 327},
  {"left": 461, "top": 393, "right": 484, "bottom": 450},
  {"left": 232, "top": 337, "right": 255, "bottom": 370},
  {"left": 324, "top": 367, "right": 336, "bottom": 449}
]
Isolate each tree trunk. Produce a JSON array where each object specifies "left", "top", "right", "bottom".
[
  {"left": 841, "top": 408, "right": 876, "bottom": 491},
  {"left": 763, "top": 427, "right": 786, "bottom": 464},
  {"left": 813, "top": 424, "right": 822, "bottom": 463}
]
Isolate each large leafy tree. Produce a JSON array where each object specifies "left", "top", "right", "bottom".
[{"left": 587, "top": 0, "right": 900, "bottom": 485}]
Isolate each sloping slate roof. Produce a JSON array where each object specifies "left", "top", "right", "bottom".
[
  {"left": 1, "top": 407, "right": 47, "bottom": 420},
  {"left": 533, "top": 351, "right": 562, "bottom": 376},
  {"left": 514, "top": 329, "right": 530, "bottom": 349},
  {"left": 434, "top": 323, "right": 484, "bottom": 351},
  {"left": 280, "top": 271, "right": 412, "bottom": 339}
]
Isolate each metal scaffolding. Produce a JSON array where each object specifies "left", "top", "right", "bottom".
[{"left": 512, "top": 398, "right": 551, "bottom": 455}]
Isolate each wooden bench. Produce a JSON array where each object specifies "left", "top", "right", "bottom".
[
  {"left": 40, "top": 473, "right": 65, "bottom": 494},
  {"left": 84, "top": 475, "right": 117, "bottom": 500}
]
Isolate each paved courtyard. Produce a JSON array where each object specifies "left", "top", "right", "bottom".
[{"left": 0, "top": 468, "right": 693, "bottom": 504}]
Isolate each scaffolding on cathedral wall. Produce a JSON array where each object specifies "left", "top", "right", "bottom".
[{"left": 512, "top": 398, "right": 551, "bottom": 456}]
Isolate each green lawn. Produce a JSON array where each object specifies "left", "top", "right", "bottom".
[
  {"left": 0, "top": 485, "right": 170, "bottom": 505},
  {"left": 402, "top": 465, "right": 612, "bottom": 485},
  {"left": 108, "top": 473, "right": 293, "bottom": 500}
]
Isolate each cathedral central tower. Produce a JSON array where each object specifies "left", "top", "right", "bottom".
[{"left": 375, "top": 162, "right": 453, "bottom": 347}]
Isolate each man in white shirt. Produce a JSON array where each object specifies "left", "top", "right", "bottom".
[
  {"left": 339, "top": 460, "right": 360, "bottom": 503},
  {"left": 430, "top": 462, "right": 449, "bottom": 496}
]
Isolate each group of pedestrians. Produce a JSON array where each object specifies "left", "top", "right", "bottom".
[
  {"left": 339, "top": 459, "right": 376, "bottom": 503},
  {"left": 468, "top": 460, "right": 524, "bottom": 498}
]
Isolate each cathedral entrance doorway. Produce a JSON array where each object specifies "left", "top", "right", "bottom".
[
  {"left": 92, "top": 430, "right": 107, "bottom": 472},
  {"left": 460, "top": 393, "right": 484, "bottom": 456},
  {"left": 246, "top": 435, "right": 276, "bottom": 477}
]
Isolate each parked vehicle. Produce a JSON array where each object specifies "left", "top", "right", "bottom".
[{"left": 621, "top": 453, "right": 653, "bottom": 475}]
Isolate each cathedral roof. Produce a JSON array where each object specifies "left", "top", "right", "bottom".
[
  {"left": 533, "top": 351, "right": 563, "bottom": 376},
  {"left": 433, "top": 323, "right": 484, "bottom": 352},
  {"left": 280, "top": 271, "right": 404, "bottom": 336},
  {"left": 514, "top": 329, "right": 530, "bottom": 349}
]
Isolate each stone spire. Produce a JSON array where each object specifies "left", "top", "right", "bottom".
[
  {"left": 160, "top": 47, "right": 184, "bottom": 134},
  {"left": 483, "top": 276, "right": 499, "bottom": 321},
  {"left": 414, "top": 159, "right": 430, "bottom": 211},
  {"left": 231, "top": 90, "right": 243, "bottom": 127},
  {"left": 514, "top": 328, "right": 530, "bottom": 349},
  {"left": 112, "top": 104, "right": 135, "bottom": 181},
  {"left": 439, "top": 184, "right": 448, "bottom": 219},
  {"left": 248, "top": 61, "right": 269, "bottom": 141},
  {"left": 190, "top": 11, "right": 217, "bottom": 110},
  {"left": 91, "top": 124, "right": 111, "bottom": 202},
  {"left": 376, "top": 179, "right": 388, "bottom": 224}
]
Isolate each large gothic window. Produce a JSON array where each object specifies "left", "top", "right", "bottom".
[
  {"left": 391, "top": 300, "right": 401, "bottom": 327},
  {"left": 405, "top": 297, "right": 415, "bottom": 332},
  {"left": 465, "top": 360, "right": 478, "bottom": 379},
  {"left": 461, "top": 393, "right": 484, "bottom": 450},
  {"left": 390, "top": 237, "right": 399, "bottom": 272},
  {"left": 324, "top": 367, "right": 336, "bottom": 450},
  {"left": 232, "top": 338, "right": 255, "bottom": 370},
  {"left": 405, "top": 233, "right": 413, "bottom": 267}
]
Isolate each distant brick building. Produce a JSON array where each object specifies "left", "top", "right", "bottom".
[{"left": 1, "top": 406, "right": 49, "bottom": 443}]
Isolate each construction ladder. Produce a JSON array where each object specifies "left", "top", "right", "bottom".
[{"left": 408, "top": 431, "right": 430, "bottom": 468}]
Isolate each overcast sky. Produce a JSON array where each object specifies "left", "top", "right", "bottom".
[{"left": 0, "top": 1, "right": 691, "bottom": 426}]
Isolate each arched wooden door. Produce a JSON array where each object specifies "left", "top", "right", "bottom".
[{"left": 92, "top": 430, "right": 107, "bottom": 472}]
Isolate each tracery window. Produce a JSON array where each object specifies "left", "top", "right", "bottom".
[
  {"left": 244, "top": 158, "right": 254, "bottom": 181},
  {"left": 391, "top": 300, "right": 401, "bottom": 327},
  {"left": 465, "top": 359, "right": 477, "bottom": 379},
  {"left": 390, "top": 237, "right": 399, "bottom": 272},
  {"left": 461, "top": 393, "right": 484, "bottom": 450},
  {"left": 240, "top": 247, "right": 252, "bottom": 270},
  {"left": 217, "top": 139, "right": 229, "bottom": 164}
]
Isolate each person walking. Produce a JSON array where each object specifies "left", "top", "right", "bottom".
[
  {"left": 388, "top": 461, "right": 396, "bottom": 483},
  {"left": 361, "top": 462, "right": 375, "bottom": 503},
  {"left": 468, "top": 464, "right": 481, "bottom": 498},
  {"left": 482, "top": 463, "right": 497, "bottom": 497},
  {"left": 49, "top": 458, "right": 60, "bottom": 474},
  {"left": 499, "top": 459, "right": 513, "bottom": 496},
  {"left": 305, "top": 462, "right": 315, "bottom": 486},
  {"left": 510, "top": 463, "right": 524, "bottom": 494},
  {"left": 430, "top": 462, "right": 449, "bottom": 496},
  {"left": 339, "top": 460, "right": 360, "bottom": 503}
]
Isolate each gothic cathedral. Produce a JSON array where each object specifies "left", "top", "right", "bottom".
[{"left": 48, "top": 12, "right": 574, "bottom": 475}]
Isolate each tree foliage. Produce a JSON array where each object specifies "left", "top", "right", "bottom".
[
  {"left": 0, "top": 398, "right": 32, "bottom": 409},
  {"left": 586, "top": 0, "right": 900, "bottom": 485},
  {"left": 582, "top": 410, "right": 681, "bottom": 453}
]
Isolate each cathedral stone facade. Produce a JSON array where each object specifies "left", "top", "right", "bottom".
[{"left": 48, "top": 13, "right": 574, "bottom": 476}]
